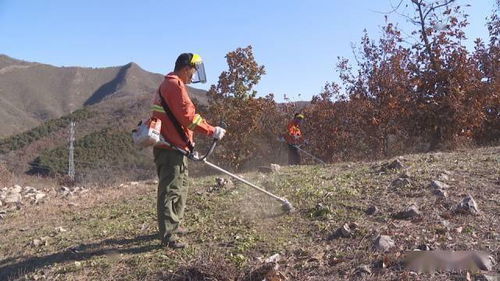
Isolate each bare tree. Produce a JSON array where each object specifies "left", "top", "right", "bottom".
[
  {"left": 383, "top": 0, "right": 458, "bottom": 71},
  {"left": 410, "top": 0, "right": 456, "bottom": 71}
]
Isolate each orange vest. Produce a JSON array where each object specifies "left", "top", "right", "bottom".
[
  {"left": 284, "top": 119, "right": 304, "bottom": 145},
  {"left": 151, "top": 73, "right": 214, "bottom": 151}
]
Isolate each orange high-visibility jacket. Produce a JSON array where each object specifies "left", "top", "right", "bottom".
[
  {"left": 284, "top": 119, "right": 304, "bottom": 145},
  {"left": 151, "top": 73, "right": 215, "bottom": 151}
]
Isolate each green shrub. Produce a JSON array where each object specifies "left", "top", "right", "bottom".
[{"left": 0, "top": 108, "right": 94, "bottom": 153}]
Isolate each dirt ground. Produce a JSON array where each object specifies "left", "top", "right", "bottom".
[{"left": 0, "top": 146, "right": 498, "bottom": 280}]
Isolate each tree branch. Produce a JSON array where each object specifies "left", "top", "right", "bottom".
[
  {"left": 423, "top": 0, "right": 456, "bottom": 20},
  {"left": 413, "top": 0, "right": 439, "bottom": 71},
  {"left": 369, "top": 0, "right": 404, "bottom": 14}
]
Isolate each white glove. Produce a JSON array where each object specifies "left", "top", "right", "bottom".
[{"left": 212, "top": 126, "right": 226, "bottom": 140}]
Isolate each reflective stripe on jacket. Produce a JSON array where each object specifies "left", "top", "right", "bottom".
[{"left": 151, "top": 73, "right": 215, "bottom": 150}]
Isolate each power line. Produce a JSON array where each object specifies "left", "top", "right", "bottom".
[{"left": 68, "top": 121, "right": 75, "bottom": 180}]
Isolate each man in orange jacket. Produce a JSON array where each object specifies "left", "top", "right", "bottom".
[
  {"left": 284, "top": 113, "right": 305, "bottom": 165},
  {"left": 151, "top": 53, "right": 226, "bottom": 249}
]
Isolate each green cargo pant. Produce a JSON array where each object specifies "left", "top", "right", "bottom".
[
  {"left": 288, "top": 144, "right": 301, "bottom": 165},
  {"left": 153, "top": 147, "right": 188, "bottom": 243}
]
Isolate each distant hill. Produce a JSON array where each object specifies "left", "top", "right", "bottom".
[
  {"left": 0, "top": 54, "right": 208, "bottom": 138},
  {"left": 0, "top": 54, "right": 210, "bottom": 178}
]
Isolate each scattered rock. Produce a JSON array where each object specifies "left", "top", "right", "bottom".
[
  {"left": 4, "top": 191, "right": 21, "bottom": 204},
  {"left": 455, "top": 194, "right": 480, "bottom": 215},
  {"left": 34, "top": 192, "right": 47, "bottom": 203},
  {"left": 366, "top": 206, "right": 379, "bottom": 215},
  {"left": 210, "top": 177, "right": 234, "bottom": 192},
  {"left": 378, "top": 159, "right": 405, "bottom": 172},
  {"left": 392, "top": 178, "right": 412, "bottom": 189},
  {"left": 433, "top": 189, "right": 448, "bottom": 198},
  {"left": 387, "top": 159, "right": 404, "bottom": 170},
  {"left": 442, "top": 170, "right": 452, "bottom": 175},
  {"left": 32, "top": 237, "right": 49, "bottom": 247},
  {"left": 32, "top": 239, "right": 43, "bottom": 247},
  {"left": 417, "top": 244, "right": 432, "bottom": 251},
  {"left": 430, "top": 180, "right": 449, "bottom": 190},
  {"left": 373, "top": 259, "right": 387, "bottom": 269},
  {"left": 373, "top": 235, "right": 395, "bottom": 252},
  {"left": 247, "top": 262, "right": 283, "bottom": 281},
  {"left": 57, "top": 186, "right": 89, "bottom": 198},
  {"left": 24, "top": 186, "right": 37, "bottom": 194},
  {"left": 394, "top": 204, "right": 421, "bottom": 219},
  {"left": 264, "top": 253, "right": 281, "bottom": 263},
  {"left": 349, "top": 222, "right": 359, "bottom": 229},
  {"left": 339, "top": 224, "right": 353, "bottom": 237},
  {"left": 12, "top": 185, "right": 22, "bottom": 193},
  {"left": 438, "top": 173, "right": 450, "bottom": 181},
  {"left": 55, "top": 226, "right": 67, "bottom": 233},
  {"left": 215, "top": 177, "right": 228, "bottom": 187},
  {"left": 355, "top": 265, "right": 372, "bottom": 276},
  {"left": 330, "top": 223, "right": 354, "bottom": 239},
  {"left": 60, "top": 186, "right": 71, "bottom": 196},
  {"left": 129, "top": 181, "right": 139, "bottom": 186},
  {"left": 270, "top": 164, "right": 281, "bottom": 172}
]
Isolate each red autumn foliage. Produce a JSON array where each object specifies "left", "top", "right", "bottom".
[
  {"left": 201, "top": 2, "right": 499, "bottom": 168},
  {"left": 303, "top": 1, "right": 499, "bottom": 161},
  {"left": 202, "top": 46, "right": 286, "bottom": 169}
]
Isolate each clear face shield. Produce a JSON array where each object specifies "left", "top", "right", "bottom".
[{"left": 191, "top": 61, "right": 207, "bottom": 84}]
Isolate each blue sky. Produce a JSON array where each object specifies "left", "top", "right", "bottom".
[{"left": 0, "top": 0, "right": 496, "bottom": 102}]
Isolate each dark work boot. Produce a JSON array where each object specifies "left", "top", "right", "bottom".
[{"left": 162, "top": 235, "right": 187, "bottom": 249}]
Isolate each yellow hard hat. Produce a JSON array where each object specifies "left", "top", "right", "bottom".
[
  {"left": 175, "top": 53, "right": 207, "bottom": 83},
  {"left": 191, "top": 53, "right": 203, "bottom": 64},
  {"left": 190, "top": 53, "right": 206, "bottom": 83}
]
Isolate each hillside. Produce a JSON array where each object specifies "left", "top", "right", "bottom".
[
  {"left": 0, "top": 146, "right": 498, "bottom": 280},
  {"left": 0, "top": 54, "right": 210, "bottom": 177},
  {"left": 0, "top": 54, "right": 208, "bottom": 138}
]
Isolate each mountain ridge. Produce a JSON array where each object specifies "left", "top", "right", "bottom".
[{"left": 0, "top": 54, "right": 207, "bottom": 138}]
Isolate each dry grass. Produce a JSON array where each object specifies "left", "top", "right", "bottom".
[{"left": 0, "top": 146, "right": 499, "bottom": 280}]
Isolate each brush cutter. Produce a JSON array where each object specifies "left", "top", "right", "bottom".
[
  {"left": 157, "top": 137, "right": 295, "bottom": 213},
  {"left": 293, "top": 144, "right": 327, "bottom": 165}
]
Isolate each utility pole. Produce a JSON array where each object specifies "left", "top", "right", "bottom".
[{"left": 68, "top": 121, "right": 75, "bottom": 181}]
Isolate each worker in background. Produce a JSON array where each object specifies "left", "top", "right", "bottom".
[
  {"left": 151, "top": 53, "right": 226, "bottom": 249},
  {"left": 284, "top": 113, "right": 305, "bottom": 165}
]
